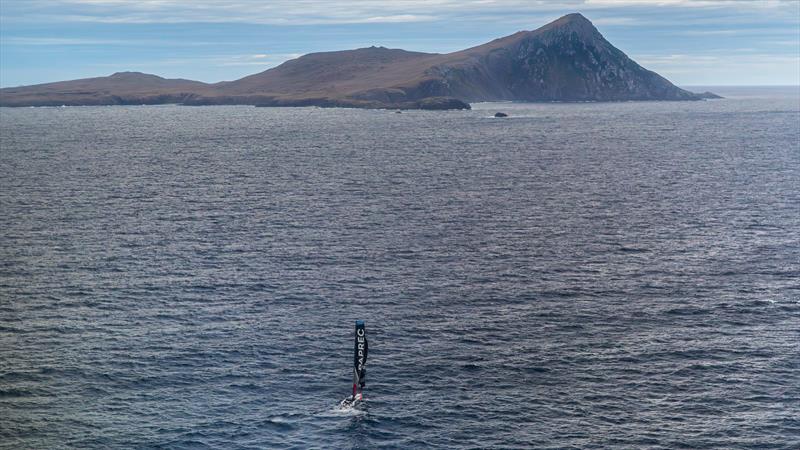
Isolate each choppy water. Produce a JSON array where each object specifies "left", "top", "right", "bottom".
[{"left": 1, "top": 87, "right": 799, "bottom": 449}]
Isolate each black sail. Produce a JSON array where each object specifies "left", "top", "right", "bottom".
[{"left": 353, "top": 320, "right": 368, "bottom": 393}]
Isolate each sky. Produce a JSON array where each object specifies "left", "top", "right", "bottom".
[{"left": 1, "top": 0, "right": 798, "bottom": 87}]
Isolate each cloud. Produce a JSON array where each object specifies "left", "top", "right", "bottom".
[
  {"left": 87, "top": 52, "right": 305, "bottom": 68},
  {"left": 3, "top": 0, "right": 798, "bottom": 25},
  {"left": 0, "top": 37, "right": 219, "bottom": 46},
  {"left": 636, "top": 52, "right": 800, "bottom": 68},
  {"left": 682, "top": 28, "right": 800, "bottom": 36},
  {"left": 2, "top": 37, "right": 136, "bottom": 45},
  {"left": 591, "top": 16, "right": 638, "bottom": 25},
  {"left": 634, "top": 52, "right": 800, "bottom": 84},
  {"left": 359, "top": 15, "right": 437, "bottom": 23},
  {"left": 585, "top": 0, "right": 790, "bottom": 6},
  {"left": 217, "top": 53, "right": 304, "bottom": 66},
  {"left": 1, "top": 1, "right": 448, "bottom": 25}
]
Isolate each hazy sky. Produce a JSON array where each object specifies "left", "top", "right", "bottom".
[{"left": 1, "top": 0, "right": 798, "bottom": 87}]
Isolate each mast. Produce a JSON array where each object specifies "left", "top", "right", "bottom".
[{"left": 353, "top": 320, "right": 368, "bottom": 398}]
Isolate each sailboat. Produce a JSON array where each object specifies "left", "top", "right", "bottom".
[{"left": 340, "top": 320, "right": 368, "bottom": 407}]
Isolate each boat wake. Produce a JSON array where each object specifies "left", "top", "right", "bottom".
[
  {"left": 334, "top": 394, "right": 366, "bottom": 415},
  {"left": 337, "top": 393, "right": 363, "bottom": 410}
]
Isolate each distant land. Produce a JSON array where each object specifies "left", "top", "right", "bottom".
[{"left": 0, "top": 13, "right": 720, "bottom": 110}]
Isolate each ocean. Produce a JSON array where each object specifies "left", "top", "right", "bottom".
[{"left": 1, "top": 86, "right": 798, "bottom": 449}]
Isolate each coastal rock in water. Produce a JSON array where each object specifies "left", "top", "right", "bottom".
[
  {"left": 413, "top": 97, "right": 471, "bottom": 110},
  {"left": 494, "top": 112, "right": 508, "bottom": 117}
]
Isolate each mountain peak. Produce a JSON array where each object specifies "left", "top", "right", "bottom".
[
  {"left": 558, "top": 12, "right": 590, "bottom": 23},
  {"left": 539, "top": 12, "right": 601, "bottom": 41},
  {"left": 109, "top": 71, "right": 164, "bottom": 80}
]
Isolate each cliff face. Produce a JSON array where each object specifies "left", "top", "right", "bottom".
[
  {"left": 417, "top": 13, "right": 698, "bottom": 102},
  {"left": 0, "top": 13, "right": 708, "bottom": 109}
]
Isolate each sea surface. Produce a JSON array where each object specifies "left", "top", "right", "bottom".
[{"left": 1, "top": 86, "right": 799, "bottom": 449}]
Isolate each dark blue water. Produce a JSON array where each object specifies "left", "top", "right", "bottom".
[{"left": 1, "top": 87, "right": 799, "bottom": 449}]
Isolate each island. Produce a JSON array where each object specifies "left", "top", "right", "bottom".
[{"left": 0, "top": 13, "right": 718, "bottom": 109}]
